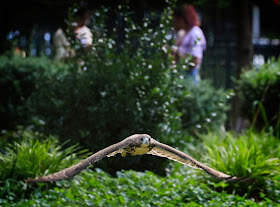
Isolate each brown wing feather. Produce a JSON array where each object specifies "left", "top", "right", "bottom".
[
  {"left": 25, "top": 140, "right": 129, "bottom": 183},
  {"left": 149, "top": 139, "right": 253, "bottom": 182}
]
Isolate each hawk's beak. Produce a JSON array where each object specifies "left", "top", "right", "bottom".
[{"left": 142, "top": 137, "right": 150, "bottom": 145}]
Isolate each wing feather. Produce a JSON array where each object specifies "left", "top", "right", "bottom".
[
  {"left": 26, "top": 140, "right": 129, "bottom": 183},
  {"left": 148, "top": 148, "right": 199, "bottom": 169},
  {"left": 106, "top": 149, "right": 124, "bottom": 157},
  {"left": 150, "top": 139, "right": 253, "bottom": 182}
]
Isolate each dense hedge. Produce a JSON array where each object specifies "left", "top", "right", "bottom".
[
  {"left": 0, "top": 56, "right": 69, "bottom": 130},
  {"left": 176, "top": 79, "right": 230, "bottom": 134},
  {"left": 237, "top": 58, "right": 280, "bottom": 135}
]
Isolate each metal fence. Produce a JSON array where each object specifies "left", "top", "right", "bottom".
[{"left": 200, "top": 41, "right": 280, "bottom": 89}]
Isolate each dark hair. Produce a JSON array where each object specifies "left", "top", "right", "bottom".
[
  {"left": 73, "top": 0, "right": 93, "bottom": 19},
  {"left": 173, "top": 4, "right": 200, "bottom": 31},
  {"left": 74, "top": 7, "right": 93, "bottom": 20}
]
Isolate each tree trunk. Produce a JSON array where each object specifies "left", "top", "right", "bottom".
[{"left": 231, "top": 0, "right": 253, "bottom": 132}]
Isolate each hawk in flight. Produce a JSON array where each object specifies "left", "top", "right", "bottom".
[{"left": 26, "top": 134, "right": 252, "bottom": 183}]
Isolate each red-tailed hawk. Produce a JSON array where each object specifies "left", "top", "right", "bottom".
[{"left": 26, "top": 134, "right": 252, "bottom": 183}]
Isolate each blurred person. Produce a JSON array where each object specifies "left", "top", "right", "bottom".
[
  {"left": 53, "top": 7, "right": 93, "bottom": 61},
  {"left": 72, "top": 8, "right": 93, "bottom": 53},
  {"left": 53, "top": 27, "right": 73, "bottom": 61},
  {"left": 172, "top": 4, "right": 206, "bottom": 83}
]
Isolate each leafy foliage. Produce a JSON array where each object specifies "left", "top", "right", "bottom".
[
  {"left": 28, "top": 46, "right": 181, "bottom": 175},
  {"left": 0, "top": 55, "right": 69, "bottom": 130},
  {"left": 2, "top": 168, "right": 278, "bottom": 207},
  {"left": 176, "top": 79, "right": 230, "bottom": 134},
  {"left": 199, "top": 130, "right": 280, "bottom": 199},
  {"left": 0, "top": 129, "right": 89, "bottom": 201},
  {"left": 1, "top": 129, "right": 280, "bottom": 206},
  {"left": 237, "top": 57, "right": 280, "bottom": 136}
]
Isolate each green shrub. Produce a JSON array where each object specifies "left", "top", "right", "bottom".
[
  {"left": 175, "top": 79, "right": 230, "bottom": 135},
  {"left": 0, "top": 128, "right": 89, "bottom": 201},
  {"left": 28, "top": 49, "right": 182, "bottom": 175},
  {"left": 199, "top": 130, "right": 280, "bottom": 199},
  {"left": 237, "top": 57, "right": 280, "bottom": 135},
  {"left": 0, "top": 55, "right": 69, "bottom": 130}
]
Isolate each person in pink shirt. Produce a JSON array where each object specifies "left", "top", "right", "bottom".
[{"left": 172, "top": 4, "right": 206, "bottom": 83}]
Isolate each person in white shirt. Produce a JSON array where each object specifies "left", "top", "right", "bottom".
[
  {"left": 54, "top": 28, "right": 73, "bottom": 61},
  {"left": 172, "top": 4, "right": 206, "bottom": 83}
]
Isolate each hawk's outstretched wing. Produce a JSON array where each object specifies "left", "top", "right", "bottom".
[
  {"left": 148, "top": 139, "right": 252, "bottom": 182},
  {"left": 25, "top": 138, "right": 128, "bottom": 183},
  {"left": 26, "top": 134, "right": 254, "bottom": 183}
]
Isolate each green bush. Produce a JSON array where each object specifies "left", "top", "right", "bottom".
[
  {"left": 0, "top": 128, "right": 89, "bottom": 201},
  {"left": 199, "top": 130, "right": 280, "bottom": 199},
  {"left": 0, "top": 55, "right": 69, "bottom": 130},
  {"left": 28, "top": 50, "right": 182, "bottom": 175},
  {"left": 237, "top": 57, "right": 280, "bottom": 135},
  {"left": 175, "top": 79, "right": 230, "bottom": 134}
]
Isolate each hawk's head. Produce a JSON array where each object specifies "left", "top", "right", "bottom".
[
  {"left": 128, "top": 134, "right": 151, "bottom": 148},
  {"left": 139, "top": 135, "right": 150, "bottom": 146}
]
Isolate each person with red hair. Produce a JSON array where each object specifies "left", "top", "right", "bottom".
[{"left": 172, "top": 4, "right": 206, "bottom": 83}]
